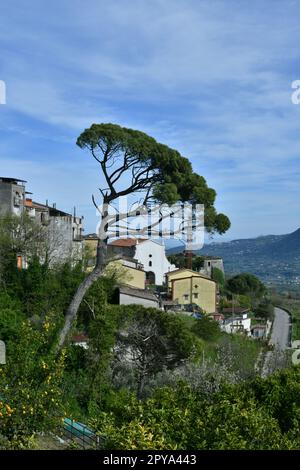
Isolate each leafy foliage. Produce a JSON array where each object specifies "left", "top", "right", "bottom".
[
  {"left": 167, "top": 253, "right": 206, "bottom": 271},
  {"left": 227, "top": 273, "right": 266, "bottom": 299},
  {"left": 193, "top": 316, "right": 221, "bottom": 342},
  {"left": 77, "top": 123, "right": 230, "bottom": 234},
  {"left": 91, "top": 367, "right": 300, "bottom": 450},
  {"left": 211, "top": 267, "right": 225, "bottom": 286},
  {"left": 0, "top": 314, "right": 65, "bottom": 449}
]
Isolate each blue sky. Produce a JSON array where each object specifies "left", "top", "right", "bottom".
[{"left": 1, "top": 0, "right": 300, "bottom": 240}]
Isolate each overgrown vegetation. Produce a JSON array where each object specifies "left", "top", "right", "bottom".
[{"left": 0, "top": 215, "right": 296, "bottom": 450}]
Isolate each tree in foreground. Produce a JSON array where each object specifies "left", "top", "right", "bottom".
[
  {"left": 109, "top": 305, "right": 195, "bottom": 397},
  {"left": 57, "top": 123, "right": 230, "bottom": 350}
]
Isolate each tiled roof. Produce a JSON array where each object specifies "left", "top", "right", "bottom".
[
  {"left": 119, "top": 285, "right": 158, "bottom": 301},
  {"left": 84, "top": 233, "right": 98, "bottom": 239},
  {"left": 166, "top": 268, "right": 211, "bottom": 279},
  {"left": 109, "top": 238, "right": 148, "bottom": 247},
  {"left": 72, "top": 333, "right": 89, "bottom": 343}
]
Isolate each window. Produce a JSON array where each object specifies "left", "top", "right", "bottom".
[
  {"left": 193, "top": 293, "right": 198, "bottom": 299},
  {"left": 194, "top": 284, "right": 198, "bottom": 288},
  {"left": 183, "top": 294, "right": 189, "bottom": 300},
  {"left": 13, "top": 196, "right": 20, "bottom": 207},
  {"left": 149, "top": 261, "right": 152, "bottom": 267},
  {"left": 149, "top": 254, "right": 152, "bottom": 258},
  {"left": 208, "top": 261, "right": 211, "bottom": 267}
]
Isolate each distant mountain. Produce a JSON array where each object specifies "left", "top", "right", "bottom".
[{"left": 166, "top": 229, "right": 300, "bottom": 285}]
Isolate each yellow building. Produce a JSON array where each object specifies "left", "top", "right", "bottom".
[
  {"left": 83, "top": 234, "right": 98, "bottom": 265},
  {"left": 105, "top": 258, "right": 146, "bottom": 290},
  {"left": 166, "top": 268, "right": 216, "bottom": 313},
  {"left": 84, "top": 235, "right": 146, "bottom": 289}
]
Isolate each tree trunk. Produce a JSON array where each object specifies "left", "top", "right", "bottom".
[{"left": 56, "top": 239, "right": 107, "bottom": 352}]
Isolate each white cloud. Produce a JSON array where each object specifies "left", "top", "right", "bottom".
[{"left": 1, "top": 0, "right": 300, "bottom": 238}]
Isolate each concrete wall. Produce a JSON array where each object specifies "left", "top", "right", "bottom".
[
  {"left": 46, "top": 215, "right": 83, "bottom": 265},
  {"left": 222, "top": 317, "right": 251, "bottom": 335},
  {"left": 201, "top": 258, "right": 224, "bottom": 278},
  {"left": 48, "top": 216, "right": 73, "bottom": 264},
  {"left": 172, "top": 276, "right": 216, "bottom": 313},
  {"left": 167, "top": 269, "right": 202, "bottom": 289},
  {"left": 0, "top": 180, "right": 25, "bottom": 216},
  {"left": 105, "top": 260, "right": 146, "bottom": 289},
  {"left": 119, "top": 292, "right": 159, "bottom": 308}
]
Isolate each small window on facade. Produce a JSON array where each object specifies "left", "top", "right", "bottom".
[
  {"left": 149, "top": 261, "right": 152, "bottom": 267},
  {"left": 208, "top": 261, "right": 211, "bottom": 267},
  {"left": 194, "top": 284, "right": 198, "bottom": 288},
  {"left": 183, "top": 294, "right": 189, "bottom": 300},
  {"left": 193, "top": 293, "right": 198, "bottom": 299},
  {"left": 149, "top": 254, "right": 152, "bottom": 258}
]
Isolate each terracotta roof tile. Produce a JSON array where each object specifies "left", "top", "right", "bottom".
[{"left": 109, "top": 238, "right": 148, "bottom": 247}]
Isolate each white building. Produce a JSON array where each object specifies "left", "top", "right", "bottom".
[
  {"left": 108, "top": 238, "right": 176, "bottom": 285},
  {"left": 115, "top": 286, "right": 160, "bottom": 309},
  {"left": 221, "top": 313, "right": 251, "bottom": 336}
]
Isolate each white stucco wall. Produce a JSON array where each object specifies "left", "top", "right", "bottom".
[
  {"left": 222, "top": 317, "right": 251, "bottom": 335},
  {"left": 134, "top": 240, "right": 176, "bottom": 285},
  {"left": 119, "top": 292, "right": 159, "bottom": 308}
]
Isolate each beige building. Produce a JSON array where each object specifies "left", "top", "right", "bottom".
[
  {"left": 84, "top": 234, "right": 146, "bottom": 290},
  {"left": 105, "top": 258, "right": 146, "bottom": 290},
  {"left": 114, "top": 285, "right": 159, "bottom": 309},
  {"left": 83, "top": 233, "right": 99, "bottom": 265},
  {"left": 166, "top": 268, "right": 209, "bottom": 288},
  {"left": 166, "top": 268, "right": 216, "bottom": 314}
]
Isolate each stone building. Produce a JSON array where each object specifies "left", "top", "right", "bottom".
[
  {"left": 0, "top": 177, "right": 26, "bottom": 217},
  {"left": 199, "top": 256, "right": 224, "bottom": 278},
  {"left": 0, "top": 176, "right": 84, "bottom": 265}
]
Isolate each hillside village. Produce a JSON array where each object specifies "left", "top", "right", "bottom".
[
  {"left": 0, "top": 176, "right": 270, "bottom": 343},
  {"left": 3, "top": 1, "right": 300, "bottom": 455}
]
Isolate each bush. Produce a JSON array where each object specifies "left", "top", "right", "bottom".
[{"left": 193, "top": 316, "right": 221, "bottom": 342}]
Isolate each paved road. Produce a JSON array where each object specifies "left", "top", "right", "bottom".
[
  {"left": 261, "top": 307, "right": 290, "bottom": 377},
  {"left": 270, "top": 307, "right": 290, "bottom": 350}
]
